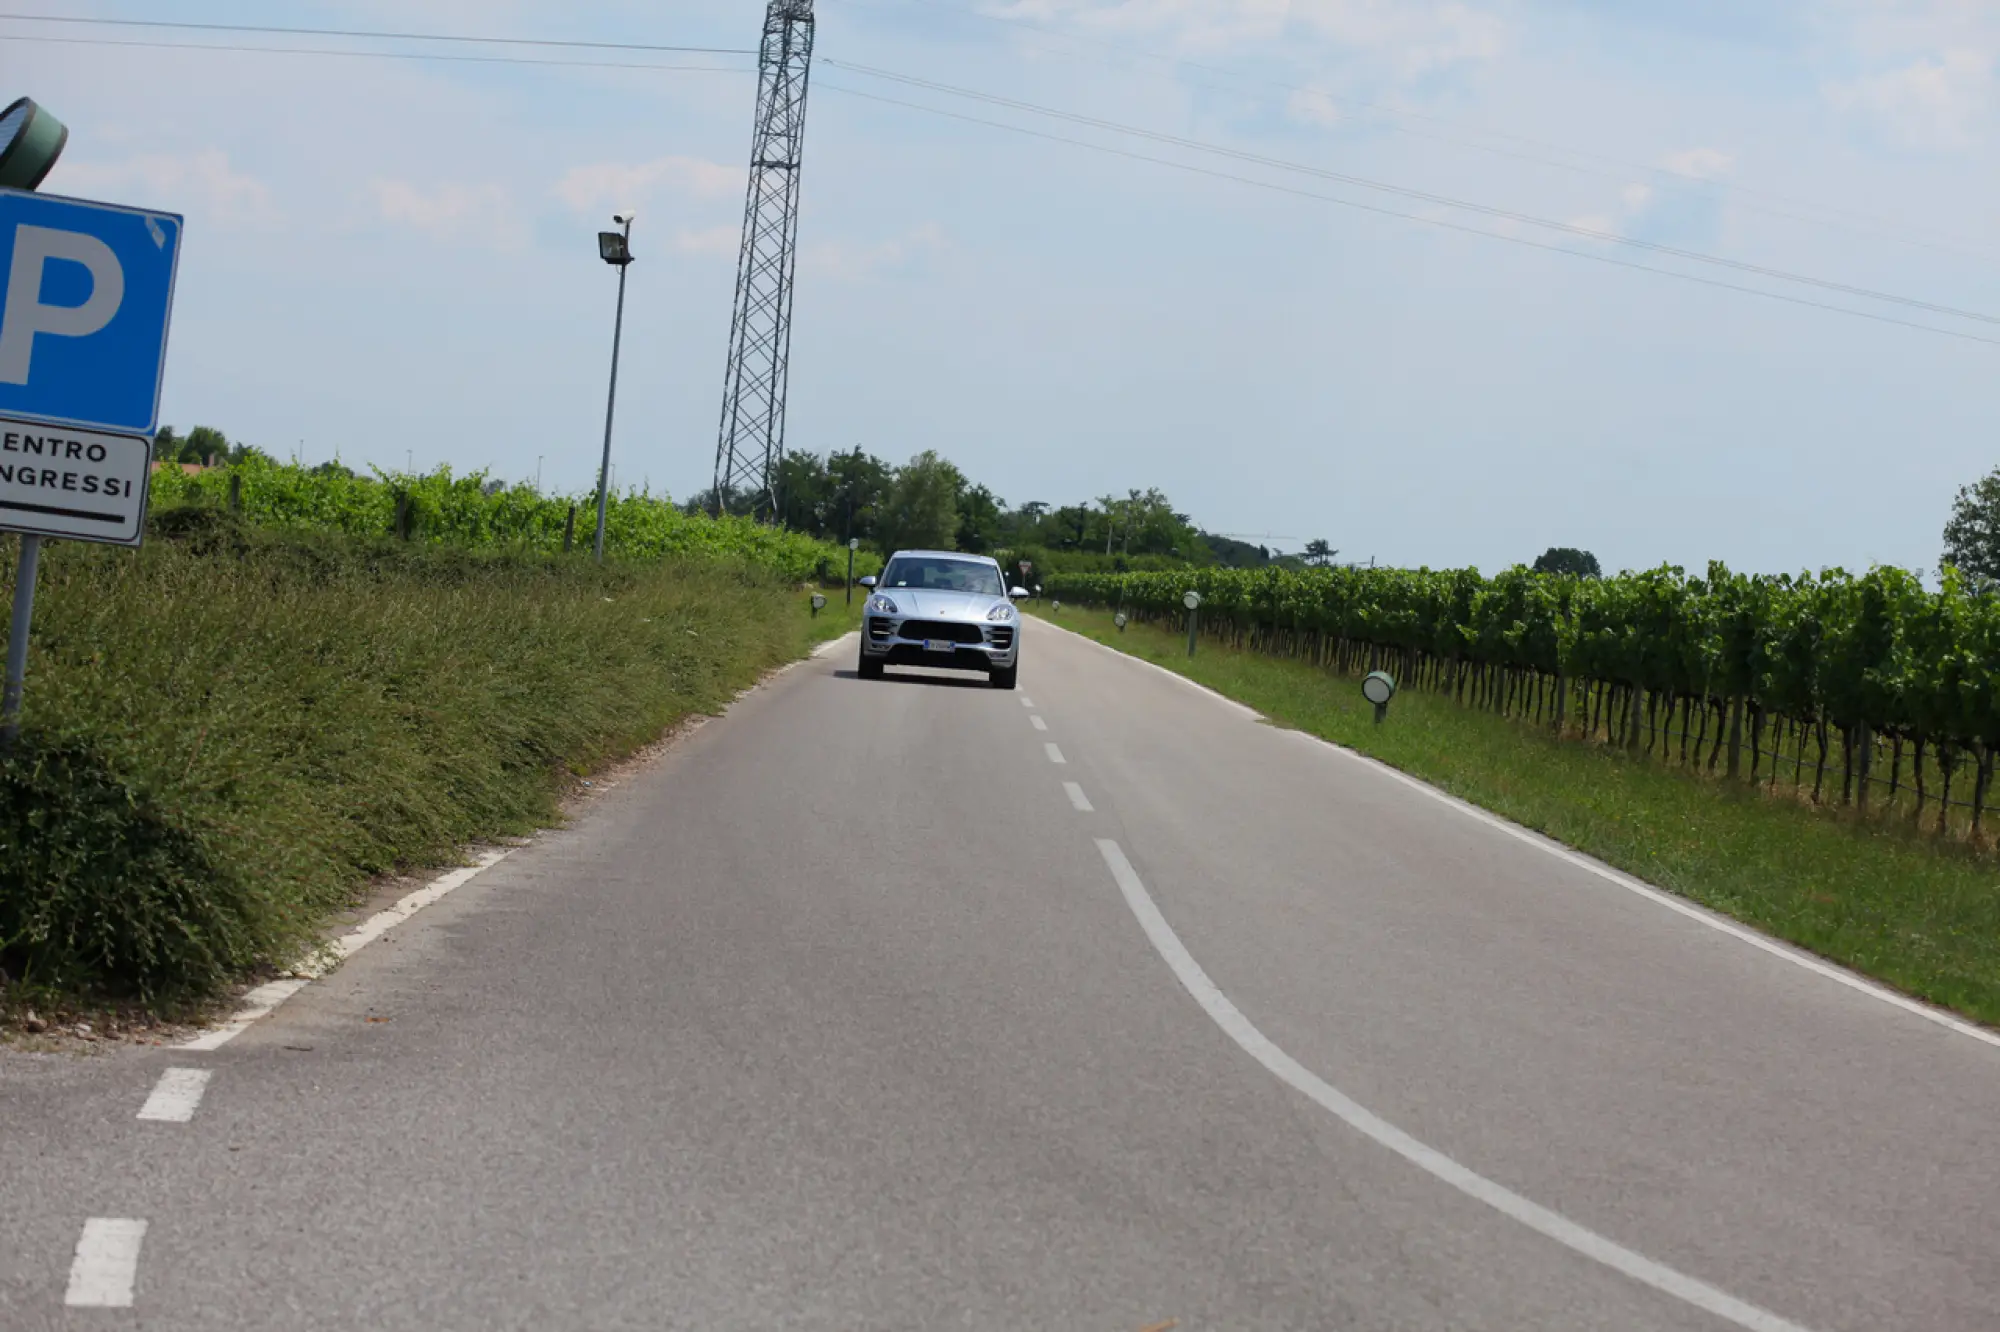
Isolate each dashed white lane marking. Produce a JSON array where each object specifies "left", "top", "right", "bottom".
[
  {"left": 137, "top": 1068, "right": 213, "bottom": 1123},
  {"left": 1092, "top": 839, "right": 1813, "bottom": 1332},
  {"left": 1064, "top": 781, "right": 1094, "bottom": 812},
  {"left": 1020, "top": 695, "right": 1035, "bottom": 707},
  {"left": 1044, "top": 743, "right": 1067, "bottom": 765},
  {"left": 1030, "top": 715, "right": 1049, "bottom": 731},
  {"left": 181, "top": 849, "right": 513, "bottom": 1051},
  {"left": 1039, "top": 615, "right": 2000, "bottom": 1054},
  {"left": 65, "top": 1219, "right": 146, "bottom": 1308}
]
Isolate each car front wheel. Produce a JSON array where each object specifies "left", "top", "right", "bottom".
[
  {"left": 989, "top": 662, "right": 1018, "bottom": 690},
  {"left": 858, "top": 649, "right": 884, "bottom": 680}
]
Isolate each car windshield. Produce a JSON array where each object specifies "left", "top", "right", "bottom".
[{"left": 881, "top": 556, "right": 1004, "bottom": 596}]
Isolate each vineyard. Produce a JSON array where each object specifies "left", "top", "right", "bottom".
[
  {"left": 148, "top": 456, "right": 878, "bottom": 584},
  {"left": 1045, "top": 563, "right": 2000, "bottom": 843}
]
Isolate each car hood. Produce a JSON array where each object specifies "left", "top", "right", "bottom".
[{"left": 881, "top": 589, "right": 1002, "bottom": 619}]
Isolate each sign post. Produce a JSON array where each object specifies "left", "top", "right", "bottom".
[
  {"left": 846, "top": 536, "right": 858, "bottom": 605},
  {"left": 0, "top": 170, "right": 183, "bottom": 746},
  {"left": 1183, "top": 589, "right": 1202, "bottom": 657}
]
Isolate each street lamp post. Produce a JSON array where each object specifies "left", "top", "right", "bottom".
[{"left": 593, "top": 214, "right": 636, "bottom": 564}]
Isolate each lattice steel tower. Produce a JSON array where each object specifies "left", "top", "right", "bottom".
[{"left": 712, "top": 0, "right": 815, "bottom": 516}]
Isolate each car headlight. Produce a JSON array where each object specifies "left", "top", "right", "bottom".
[
  {"left": 866, "top": 595, "right": 899, "bottom": 615},
  {"left": 986, "top": 602, "right": 1016, "bottom": 621}
]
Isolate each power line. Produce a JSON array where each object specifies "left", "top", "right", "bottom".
[
  {"left": 0, "top": 12, "right": 755, "bottom": 54},
  {"left": 815, "top": 81, "right": 2000, "bottom": 350},
  {"left": 836, "top": 0, "right": 1998, "bottom": 264},
  {"left": 823, "top": 60, "right": 2000, "bottom": 330},
  {"left": 0, "top": 31, "right": 754, "bottom": 73}
]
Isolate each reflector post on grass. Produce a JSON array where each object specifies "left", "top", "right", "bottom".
[
  {"left": 1183, "top": 589, "right": 1201, "bottom": 657},
  {"left": 846, "top": 537, "right": 858, "bottom": 604},
  {"left": 1114, "top": 611, "right": 1128, "bottom": 632},
  {"left": 810, "top": 593, "right": 826, "bottom": 617},
  {"left": 1363, "top": 670, "right": 1397, "bottom": 725}
]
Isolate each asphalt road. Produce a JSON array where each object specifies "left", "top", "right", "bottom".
[{"left": 5, "top": 622, "right": 1999, "bottom": 1331}]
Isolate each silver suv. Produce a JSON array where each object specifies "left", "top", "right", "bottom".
[{"left": 857, "top": 550, "right": 1027, "bottom": 690}]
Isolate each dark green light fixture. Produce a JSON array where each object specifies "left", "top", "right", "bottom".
[{"left": 0, "top": 97, "right": 68, "bottom": 191}]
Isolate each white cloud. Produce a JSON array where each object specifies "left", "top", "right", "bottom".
[
  {"left": 49, "top": 150, "right": 277, "bottom": 227},
  {"left": 552, "top": 155, "right": 742, "bottom": 216},
  {"left": 673, "top": 225, "right": 741, "bottom": 256},
  {"left": 802, "top": 224, "right": 947, "bottom": 282},
  {"left": 989, "top": 0, "right": 1504, "bottom": 79},
  {"left": 1286, "top": 87, "right": 1344, "bottom": 127},
  {"left": 1659, "top": 147, "right": 1734, "bottom": 181},
  {"left": 365, "top": 179, "right": 525, "bottom": 250},
  {"left": 1831, "top": 48, "right": 1995, "bottom": 147},
  {"left": 1567, "top": 182, "right": 1658, "bottom": 242}
]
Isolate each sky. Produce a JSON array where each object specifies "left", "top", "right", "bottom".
[{"left": 13, "top": 0, "right": 2000, "bottom": 576}]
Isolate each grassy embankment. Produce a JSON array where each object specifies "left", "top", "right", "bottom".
[
  {"left": 1034, "top": 604, "right": 2000, "bottom": 1029},
  {"left": 0, "top": 513, "right": 856, "bottom": 1007}
]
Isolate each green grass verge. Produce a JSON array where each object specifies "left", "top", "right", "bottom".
[
  {"left": 1034, "top": 605, "right": 2000, "bottom": 1029},
  {"left": 0, "top": 511, "right": 857, "bottom": 1005}
]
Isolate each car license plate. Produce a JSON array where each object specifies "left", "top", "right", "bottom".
[{"left": 924, "top": 638, "right": 956, "bottom": 653}]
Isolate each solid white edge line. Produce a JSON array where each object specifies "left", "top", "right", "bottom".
[
  {"left": 1033, "top": 615, "right": 1262, "bottom": 720},
  {"left": 811, "top": 630, "right": 856, "bottom": 659},
  {"left": 1041, "top": 616, "right": 2000, "bottom": 1053},
  {"left": 136, "top": 1067, "right": 213, "bottom": 1123},
  {"left": 1030, "top": 715, "right": 1049, "bottom": 731},
  {"left": 1064, "top": 781, "right": 1094, "bottom": 812},
  {"left": 1044, "top": 742, "right": 1067, "bottom": 765},
  {"left": 182, "top": 631, "right": 841, "bottom": 1054},
  {"left": 65, "top": 1218, "right": 147, "bottom": 1308},
  {"left": 179, "top": 849, "right": 513, "bottom": 1051},
  {"left": 1093, "top": 839, "right": 1814, "bottom": 1332}
]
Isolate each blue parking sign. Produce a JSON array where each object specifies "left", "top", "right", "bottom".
[{"left": 0, "top": 188, "right": 182, "bottom": 436}]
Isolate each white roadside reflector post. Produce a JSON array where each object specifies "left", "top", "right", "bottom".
[
  {"left": 1363, "top": 670, "right": 1397, "bottom": 724},
  {"left": 1183, "top": 589, "right": 1202, "bottom": 658},
  {"left": 810, "top": 592, "right": 827, "bottom": 617},
  {"left": 1114, "top": 611, "right": 1128, "bottom": 633}
]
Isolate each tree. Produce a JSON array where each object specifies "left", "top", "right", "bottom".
[
  {"left": 827, "top": 446, "right": 893, "bottom": 546},
  {"left": 1303, "top": 538, "right": 1336, "bottom": 566},
  {"left": 1532, "top": 547, "right": 1602, "bottom": 578},
  {"left": 956, "top": 483, "right": 1005, "bottom": 553},
  {"left": 875, "top": 450, "right": 964, "bottom": 553},
  {"left": 1942, "top": 467, "right": 2000, "bottom": 588},
  {"left": 775, "top": 450, "right": 832, "bottom": 536},
  {"left": 183, "top": 424, "right": 229, "bottom": 466}
]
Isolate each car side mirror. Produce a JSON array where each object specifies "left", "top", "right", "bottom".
[
  {"left": 858, "top": 575, "right": 877, "bottom": 588},
  {"left": 1009, "top": 587, "right": 1029, "bottom": 599}
]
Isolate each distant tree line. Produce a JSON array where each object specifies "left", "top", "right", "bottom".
[
  {"left": 153, "top": 425, "right": 269, "bottom": 468},
  {"left": 680, "top": 446, "right": 1354, "bottom": 575}
]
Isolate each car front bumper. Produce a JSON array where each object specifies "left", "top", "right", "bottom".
[{"left": 862, "top": 614, "right": 1019, "bottom": 670}]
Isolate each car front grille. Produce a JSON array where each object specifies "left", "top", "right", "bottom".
[
  {"left": 899, "top": 619, "right": 983, "bottom": 645},
  {"left": 989, "top": 626, "right": 1014, "bottom": 650}
]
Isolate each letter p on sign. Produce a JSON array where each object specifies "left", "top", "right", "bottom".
[
  {"left": 0, "top": 225, "right": 124, "bottom": 385},
  {"left": 0, "top": 190, "right": 180, "bottom": 436}
]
